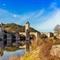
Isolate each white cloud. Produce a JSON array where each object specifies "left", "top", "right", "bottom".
[
  {"left": 36, "top": 8, "right": 60, "bottom": 32},
  {"left": 1, "top": 7, "right": 60, "bottom": 32},
  {"left": 17, "top": 9, "right": 45, "bottom": 25},
  {"left": 0, "top": 8, "right": 45, "bottom": 25},
  {"left": 33, "top": 2, "right": 60, "bottom": 32},
  {"left": 0, "top": 9, "right": 23, "bottom": 24}
]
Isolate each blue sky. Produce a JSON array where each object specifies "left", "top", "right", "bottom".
[{"left": 0, "top": 0, "right": 60, "bottom": 32}]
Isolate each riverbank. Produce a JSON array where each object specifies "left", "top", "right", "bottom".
[
  {"left": 8, "top": 38, "right": 60, "bottom": 60},
  {"left": 1, "top": 46, "right": 25, "bottom": 52}
]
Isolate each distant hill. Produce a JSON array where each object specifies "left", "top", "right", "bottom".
[{"left": 0, "top": 23, "right": 40, "bottom": 33}]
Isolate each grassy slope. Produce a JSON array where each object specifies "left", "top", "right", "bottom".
[{"left": 0, "top": 23, "right": 39, "bottom": 32}]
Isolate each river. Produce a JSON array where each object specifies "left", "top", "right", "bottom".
[{"left": 0, "top": 49, "right": 25, "bottom": 60}]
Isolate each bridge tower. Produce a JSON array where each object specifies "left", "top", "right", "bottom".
[
  {"left": 25, "top": 21, "right": 30, "bottom": 32},
  {"left": 25, "top": 21, "right": 31, "bottom": 52}
]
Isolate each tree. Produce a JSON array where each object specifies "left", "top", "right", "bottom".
[{"left": 54, "top": 24, "right": 60, "bottom": 33}]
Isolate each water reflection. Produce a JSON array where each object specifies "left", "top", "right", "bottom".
[
  {"left": 0, "top": 49, "right": 4, "bottom": 56},
  {"left": 0, "top": 49, "right": 25, "bottom": 60}
]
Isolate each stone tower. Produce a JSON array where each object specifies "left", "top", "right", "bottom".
[
  {"left": 25, "top": 21, "right": 31, "bottom": 52},
  {"left": 25, "top": 21, "right": 30, "bottom": 32}
]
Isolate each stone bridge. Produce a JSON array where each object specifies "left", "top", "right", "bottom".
[{"left": 19, "top": 32, "right": 38, "bottom": 42}]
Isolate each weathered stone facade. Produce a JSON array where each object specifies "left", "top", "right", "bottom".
[{"left": 0, "top": 22, "right": 39, "bottom": 48}]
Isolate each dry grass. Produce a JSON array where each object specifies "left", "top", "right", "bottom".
[{"left": 8, "top": 38, "right": 60, "bottom": 60}]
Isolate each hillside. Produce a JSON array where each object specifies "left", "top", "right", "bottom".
[{"left": 0, "top": 23, "right": 39, "bottom": 33}]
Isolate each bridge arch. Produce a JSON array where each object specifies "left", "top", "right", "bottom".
[
  {"left": 30, "top": 34, "right": 36, "bottom": 40},
  {"left": 19, "top": 32, "right": 38, "bottom": 42},
  {"left": 20, "top": 34, "right": 25, "bottom": 41}
]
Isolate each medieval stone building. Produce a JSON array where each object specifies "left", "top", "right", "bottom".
[
  {"left": 19, "top": 21, "right": 40, "bottom": 42},
  {"left": 0, "top": 21, "right": 40, "bottom": 49}
]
